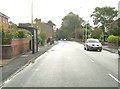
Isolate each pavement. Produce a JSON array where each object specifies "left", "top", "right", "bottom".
[
  {"left": 0, "top": 43, "right": 57, "bottom": 83},
  {"left": 102, "top": 45, "right": 118, "bottom": 54}
]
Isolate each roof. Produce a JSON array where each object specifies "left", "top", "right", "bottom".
[
  {"left": 18, "top": 23, "right": 37, "bottom": 33},
  {"left": 18, "top": 23, "right": 32, "bottom": 27},
  {"left": 0, "top": 12, "right": 9, "bottom": 19},
  {"left": 47, "top": 20, "right": 56, "bottom": 26}
]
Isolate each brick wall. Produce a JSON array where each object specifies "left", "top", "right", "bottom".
[
  {"left": 0, "top": 16, "right": 9, "bottom": 32},
  {"left": 2, "top": 38, "right": 30, "bottom": 59}
]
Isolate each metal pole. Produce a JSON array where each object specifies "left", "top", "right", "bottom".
[
  {"left": 31, "top": 0, "right": 33, "bottom": 24},
  {"left": 85, "top": 23, "right": 87, "bottom": 41},
  {"left": 32, "top": 35, "right": 34, "bottom": 54},
  {"left": 31, "top": 0, "right": 35, "bottom": 54},
  {"left": 31, "top": 0, "right": 33, "bottom": 26},
  {"left": 83, "top": 28, "right": 84, "bottom": 42}
]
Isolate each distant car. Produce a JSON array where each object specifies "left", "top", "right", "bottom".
[
  {"left": 64, "top": 39, "right": 66, "bottom": 41},
  {"left": 84, "top": 39, "right": 102, "bottom": 51},
  {"left": 118, "top": 47, "right": 120, "bottom": 58}
]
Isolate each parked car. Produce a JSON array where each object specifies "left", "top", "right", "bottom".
[
  {"left": 118, "top": 47, "right": 120, "bottom": 58},
  {"left": 84, "top": 38, "right": 102, "bottom": 51}
]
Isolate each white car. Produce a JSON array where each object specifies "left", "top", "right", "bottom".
[
  {"left": 118, "top": 47, "right": 120, "bottom": 58},
  {"left": 84, "top": 39, "right": 102, "bottom": 51}
]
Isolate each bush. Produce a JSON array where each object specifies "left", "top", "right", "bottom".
[
  {"left": 3, "top": 30, "right": 13, "bottom": 44},
  {"left": 0, "top": 27, "right": 3, "bottom": 45},
  {"left": 18, "top": 30, "right": 26, "bottom": 38},
  {"left": 38, "top": 32, "right": 46, "bottom": 46},
  {"left": 107, "top": 35, "right": 120, "bottom": 44},
  {"left": 2, "top": 29, "right": 31, "bottom": 44}
]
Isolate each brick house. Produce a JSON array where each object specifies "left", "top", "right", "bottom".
[
  {"left": 0, "top": 12, "right": 9, "bottom": 31},
  {"left": 34, "top": 19, "right": 56, "bottom": 40},
  {"left": 41, "top": 22, "right": 54, "bottom": 39}
]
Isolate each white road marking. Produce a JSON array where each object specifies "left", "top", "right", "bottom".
[
  {"left": 89, "top": 59, "right": 95, "bottom": 63},
  {"left": 108, "top": 74, "right": 120, "bottom": 83}
]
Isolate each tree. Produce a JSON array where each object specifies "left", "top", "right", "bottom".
[
  {"left": 91, "top": 7, "right": 118, "bottom": 26},
  {"left": 33, "top": 18, "right": 41, "bottom": 33},
  {"left": 55, "top": 29, "right": 66, "bottom": 40},
  {"left": 107, "top": 20, "right": 119, "bottom": 36},
  {"left": 9, "top": 21, "right": 17, "bottom": 30},
  {"left": 60, "top": 12, "right": 84, "bottom": 39},
  {"left": 91, "top": 28, "right": 103, "bottom": 39},
  {"left": 91, "top": 6, "right": 118, "bottom": 41}
]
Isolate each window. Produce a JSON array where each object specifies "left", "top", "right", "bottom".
[
  {"left": 0, "top": 16, "right": 1, "bottom": 22},
  {"left": 3, "top": 17, "right": 5, "bottom": 23}
]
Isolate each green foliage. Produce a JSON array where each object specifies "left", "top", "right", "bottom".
[
  {"left": 2, "top": 29, "right": 31, "bottom": 44},
  {"left": 60, "top": 12, "right": 84, "bottom": 39},
  {"left": 91, "top": 29, "right": 102, "bottom": 39},
  {"left": 107, "top": 35, "right": 120, "bottom": 44},
  {"left": 38, "top": 32, "right": 46, "bottom": 46},
  {"left": 55, "top": 29, "right": 67, "bottom": 40},
  {"left": 12, "top": 30, "right": 19, "bottom": 38},
  {"left": 108, "top": 27, "right": 119, "bottom": 36},
  {"left": 107, "top": 21, "right": 119, "bottom": 36},
  {"left": 91, "top": 7, "right": 118, "bottom": 26},
  {"left": 17, "top": 29, "right": 31, "bottom": 38},
  {"left": 0, "top": 27, "right": 3, "bottom": 45},
  {"left": 91, "top": 6, "right": 118, "bottom": 40},
  {"left": 91, "top": 6, "right": 118, "bottom": 36},
  {"left": 33, "top": 18, "right": 41, "bottom": 30},
  {"left": 9, "top": 21, "right": 17, "bottom": 30},
  {"left": 18, "top": 30, "right": 26, "bottom": 38}
]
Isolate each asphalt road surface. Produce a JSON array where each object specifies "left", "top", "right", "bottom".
[{"left": 1, "top": 41, "right": 119, "bottom": 87}]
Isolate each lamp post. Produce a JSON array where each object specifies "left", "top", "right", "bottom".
[
  {"left": 85, "top": 20, "right": 89, "bottom": 41},
  {"left": 85, "top": 23, "right": 87, "bottom": 41},
  {"left": 31, "top": 0, "right": 33, "bottom": 26}
]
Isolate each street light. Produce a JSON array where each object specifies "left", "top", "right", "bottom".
[
  {"left": 85, "top": 20, "right": 89, "bottom": 41},
  {"left": 31, "top": 0, "right": 33, "bottom": 26}
]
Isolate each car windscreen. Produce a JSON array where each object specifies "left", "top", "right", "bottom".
[{"left": 87, "top": 40, "right": 99, "bottom": 43}]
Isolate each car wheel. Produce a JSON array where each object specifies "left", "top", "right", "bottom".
[
  {"left": 86, "top": 48, "right": 89, "bottom": 51},
  {"left": 84, "top": 47, "right": 86, "bottom": 50},
  {"left": 99, "top": 49, "right": 102, "bottom": 52}
]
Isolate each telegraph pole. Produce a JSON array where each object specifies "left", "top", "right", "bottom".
[
  {"left": 31, "top": 0, "right": 35, "bottom": 54},
  {"left": 31, "top": 0, "right": 33, "bottom": 26}
]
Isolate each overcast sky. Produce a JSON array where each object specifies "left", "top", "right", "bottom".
[{"left": 0, "top": 0, "right": 119, "bottom": 28}]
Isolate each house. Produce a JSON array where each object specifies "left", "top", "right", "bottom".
[
  {"left": 0, "top": 12, "right": 9, "bottom": 31},
  {"left": 46, "top": 20, "right": 56, "bottom": 28},
  {"left": 41, "top": 22, "right": 54, "bottom": 39},
  {"left": 34, "top": 19, "right": 56, "bottom": 40}
]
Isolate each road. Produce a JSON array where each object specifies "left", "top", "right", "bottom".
[{"left": 1, "top": 41, "right": 118, "bottom": 87}]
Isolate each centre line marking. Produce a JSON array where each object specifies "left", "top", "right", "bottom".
[
  {"left": 108, "top": 74, "right": 120, "bottom": 83},
  {"left": 89, "top": 59, "right": 95, "bottom": 63}
]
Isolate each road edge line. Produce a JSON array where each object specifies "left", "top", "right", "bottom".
[{"left": 108, "top": 74, "right": 120, "bottom": 83}]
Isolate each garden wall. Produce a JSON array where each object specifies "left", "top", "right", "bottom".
[{"left": 2, "top": 38, "right": 30, "bottom": 59}]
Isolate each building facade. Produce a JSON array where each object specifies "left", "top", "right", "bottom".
[
  {"left": 33, "top": 19, "right": 55, "bottom": 40},
  {"left": 0, "top": 12, "right": 9, "bottom": 31},
  {"left": 40, "top": 22, "right": 54, "bottom": 39}
]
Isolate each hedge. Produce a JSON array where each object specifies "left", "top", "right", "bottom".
[
  {"left": 107, "top": 35, "right": 120, "bottom": 44},
  {"left": 1, "top": 29, "right": 31, "bottom": 44}
]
